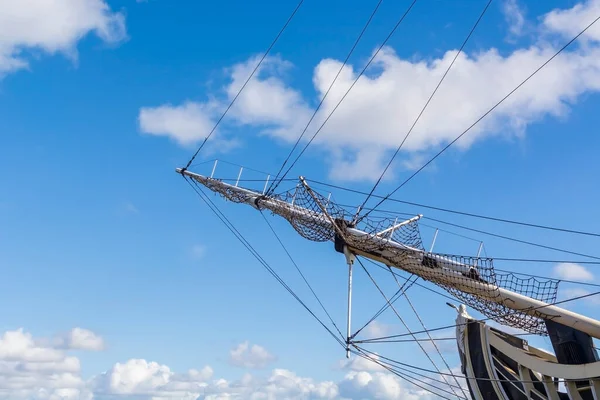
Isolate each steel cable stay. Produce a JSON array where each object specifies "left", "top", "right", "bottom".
[
  {"left": 422, "top": 215, "right": 600, "bottom": 260},
  {"left": 259, "top": 211, "right": 346, "bottom": 342},
  {"left": 183, "top": 177, "right": 347, "bottom": 348},
  {"left": 354, "top": 257, "right": 464, "bottom": 399},
  {"left": 351, "top": 209, "right": 600, "bottom": 268},
  {"left": 266, "top": 0, "right": 420, "bottom": 195},
  {"left": 357, "top": 12, "right": 600, "bottom": 221},
  {"left": 355, "top": 0, "right": 494, "bottom": 222},
  {"left": 355, "top": 287, "right": 600, "bottom": 344},
  {"left": 314, "top": 182, "right": 600, "bottom": 261},
  {"left": 351, "top": 352, "right": 468, "bottom": 394},
  {"left": 350, "top": 347, "right": 466, "bottom": 400},
  {"left": 266, "top": 0, "right": 386, "bottom": 195},
  {"left": 385, "top": 265, "right": 469, "bottom": 399},
  {"left": 182, "top": 0, "right": 305, "bottom": 170},
  {"left": 308, "top": 179, "right": 600, "bottom": 239},
  {"left": 354, "top": 345, "right": 578, "bottom": 386},
  {"left": 361, "top": 256, "right": 600, "bottom": 328},
  {"left": 351, "top": 274, "right": 419, "bottom": 339}
]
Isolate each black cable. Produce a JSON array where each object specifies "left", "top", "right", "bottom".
[
  {"left": 354, "top": 257, "right": 464, "bottom": 399},
  {"left": 424, "top": 216, "right": 600, "bottom": 260},
  {"left": 493, "top": 258, "right": 600, "bottom": 265},
  {"left": 267, "top": 0, "right": 419, "bottom": 194},
  {"left": 364, "top": 258, "right": 459, "bottom": 303},
  {"left": 355, "top": 345, "right": 558, "bottom": 385},
  {"left": 350, "top": 350, "right": 468, "bottom": 393},
  {"left": 352, "top": 274, "right": 417, "bottom": 339},
  {"left": 183, "top": 176, "right": 346, "bottom": 348},
  {"left": 493, "top": 268, "right": 600, "bottom": 288},
  {"left": 355, "top": 287, "right": 600, "bottom": 343},
  {"left": 308, "top": 179, "right": 600, "bottom": 239},
  {"left": 351, "top": 348, "right": 463, "bottom": 400},
  {"left": 259, "top": 211, "right": 346, "bottom": 341},
  {"left": 359, "top": 12, "right": 600, "bottom": 219},
  {"left": 340, "top": 204, "right": 600, "bottom": 265},
  {"left": 356, "top": 0, "right": 493, "bottom": 221},
  {"left": 266, "top": 0, "right": 385, "bottom": 195},
  {"left": 183, "top": 0, "right": 304, "bottom": 170}
]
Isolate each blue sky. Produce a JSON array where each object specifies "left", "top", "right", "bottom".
[{"left": 1, "top": 0, "right": 600, "bottom": 398}]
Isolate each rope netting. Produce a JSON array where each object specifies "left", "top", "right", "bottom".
[{"left": 196, "top": 175, "right": 560, "bottom": 335}]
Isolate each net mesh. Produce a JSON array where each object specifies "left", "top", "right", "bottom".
[{"left": 195, "top": 175, "right": 560, "bottom": 335}]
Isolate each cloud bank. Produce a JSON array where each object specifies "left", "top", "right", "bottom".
[{"left": 0, "top": 327, "right": 450, "bottom": 399}]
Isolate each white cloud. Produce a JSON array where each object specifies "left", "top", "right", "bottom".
[
  {"left": 228, "top": 341, "right": 276, "bottom": 369},
  {"left": 139, "top": 1, "right": 600, "bottom": 181},
  {"left": 362, "top": 321, "right": 392, "bottom": 339},
  {"left": 0, "top": 0, "right": 126, "bottom": 76},
  {"left": 0, "top": 328, "right": 91, "bottom": 399},
  {"left": 138, "top": 101, "right": 221, "bottom": 147},
  {"left": 338, "top": 370, "right": 438, "bottom": 400},
  {"left": 339, "top": 352, "right": 386, "bottom": 373},
  {"left": 0, "top": 329, "right": 63, "bottom": 362},
  {"left": 64, "top": 328, "right": 104, "bottom": 351},
  {"left": 543, "top": 0, "right": 600, "bottom": 42},
  {"left": 553, "top": 262, "right": 594, "bottom": 281},
  {"left": 0, "top": 327, "right": 460, "bottom": 399},
  {"left": 502, "top": 0, "right": 527, "bottom": 38},
  {"left": 90, "top": 358, "right": 210, "bottom": 399}
]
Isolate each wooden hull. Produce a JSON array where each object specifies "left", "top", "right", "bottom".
[{"left": 458, "top": 319, "right": 600, "bottom": 400}]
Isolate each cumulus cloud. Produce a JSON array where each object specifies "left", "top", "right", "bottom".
[
  {"left": 0, "top": 328, "right": 91, "bottom": 399},
  {"left": 228, "top": 341, "right": 276, "bottom": 369},
  {"left": 543, "top": 0, "right": 600, "bottom": 41},
  {"left": 139, "top": 1, "right": 600, "bottom": 181},
  {"left": 363, "top": 321, "right": 392, "bottom": 339},
  {"left": 0, "top": 0, "right": 126, "bottom": 76},
  {"left": 553, "top": 262, "right": 594, "bottom": 281},
  {"left": 0, "top": 327, "right": 464, "bottom": 399},
  {"left": 339, "top": 352, "right": 387, "bottom": 373},
  {"left": 64, "top": 328, "right": 105, "bottom": 351},
  {"left": 138, "top": 101, "right": 221, "bottom": 147}
]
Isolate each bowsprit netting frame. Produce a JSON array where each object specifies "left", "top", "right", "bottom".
[{"left": 194, "top": 174, "right": 560, "bottom": 335}]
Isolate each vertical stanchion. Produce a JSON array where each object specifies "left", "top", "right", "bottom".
[
  {"left": 210, "top": 160, "right": 219, "bottom": 178},
  {"left": 429, "top": 228, "right": 439, "bottom": 252},
  {"left": 263, "top": 175, "right": 270, "bottom": 195},
  {"left": 235, "top": 167, "right": 244, "bottom": 187},
  {"left": 343, "top": 246, "right": 355, "bottom": 359}
]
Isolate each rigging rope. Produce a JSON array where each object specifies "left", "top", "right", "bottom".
[
  {"left": 183, "top": 0, "right": 304, "bottom": 170},
  {"left": 351, "top": 273, "right": 418, "bottom": 339},
  {"left": 355, "top": 286, "right": 600, "bottom": 343},
  {"left": 183, "top": 176, "right": 346, "bottom": 348},
  {"left": 266, "top": 0, "right": 419, "bottom": 195},
  {"left": 355, "top": 257, "right": 464, "bottom": 399},
  {"left": 402, "top": 291, "right": 470, "bottom": 399},
  {"left": 352, "top": 348, "right": 465, "bottom": 399},
  {"left": 266, "top": 0, "right": 386, "bottom": 195},
  {"left": 259, "top": 211, "right": 346, "bottom": 341},
  {"left": 308, "top": 179, "right": 600, "bottom": 239},
  {"left": 355, "top": 345, "right": 566, "bottom": 386},
  {"left": 358, "top": 12, "right": 600, "bottom": 221},
  {"left": 355, "top": 0, "right": 493, "bottom": 222},
  {"left": 423, "top": 216, "right": 600, "bottom": 260}
]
